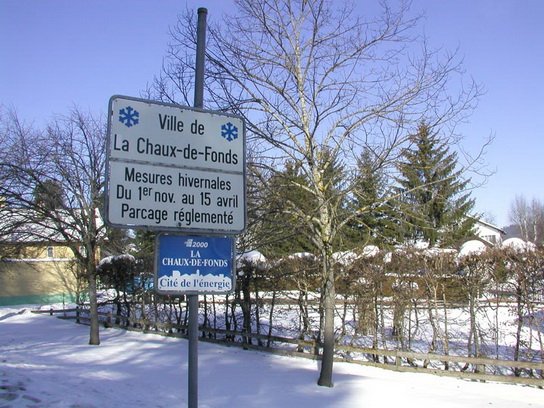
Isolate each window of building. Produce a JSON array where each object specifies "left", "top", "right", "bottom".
[{"left": 482, "top": 235, "right": 497, "bottom": 244}]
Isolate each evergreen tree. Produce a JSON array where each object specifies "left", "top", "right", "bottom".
[
  {"left": 256, "top": 161, "right": 317, "bottom": 257},
  {"left": 395, "top": 123, "right": 475, "bottom": 247},
  {"left": 132, "top": 230, "right": 157, "bottom": 273},
  {"left": 33, "top": 179, "right": 65, "bottom": 212},
  {"left": 256, "top": 149, "right": 348, "bottom": 257},
  {"left": 346, "top": 148, "right": 397, "bottom": 247}
]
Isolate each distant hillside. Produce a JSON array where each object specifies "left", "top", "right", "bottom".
[{"left": 503, "top": 224, "right": 522, "bottom": 240}]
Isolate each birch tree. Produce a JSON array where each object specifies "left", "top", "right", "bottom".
[
  {"left": 153, "top": 0, "right": 481, "bottom": 387},
  {"left": 508, "top": 195, "right": 544, "bottom": 245}
]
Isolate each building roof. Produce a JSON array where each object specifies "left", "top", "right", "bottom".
[{"left": 472, "top": 217, "right": 506, "bottom": 235}]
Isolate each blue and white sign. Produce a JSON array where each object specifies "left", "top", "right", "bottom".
[{"left": 155, "top": 234, "right": 235, "bottom": 294}]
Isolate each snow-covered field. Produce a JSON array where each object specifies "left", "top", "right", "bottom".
[{"left": 1, "top": 306, "right": 543, "bottom": 408}]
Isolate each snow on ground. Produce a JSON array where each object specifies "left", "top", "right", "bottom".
[{"left": 1, "top": 306, "right": 543, "bottom": 408}]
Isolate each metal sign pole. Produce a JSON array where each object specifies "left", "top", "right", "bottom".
[
  {"left": 188, "top": 7, "right": 207, "bottom": 408},
  {"left": 188, "top": 293, "right": 198, "bottom": 408}
]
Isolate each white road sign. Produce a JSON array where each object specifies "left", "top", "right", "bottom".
[{"left": 105, "top": 95, "right": 246, "bottom": 233}]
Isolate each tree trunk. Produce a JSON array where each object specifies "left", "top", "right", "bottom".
[
  {"left": 224, "top": 294, "right": 232, "bottom": 341},
  {"left": 87, "top": 269, "right": 100, "bottom": 345},
  {"left": 212, "top": 295, "right": 217, "bottom": 339},
  {"left": 424, "top": 299, "right": 437, "bottom": 368},
  {"left": 298, "top": 289, "right": 311, "bottom": 336},
  {"left": 267, "top": 290, "right": 277, "bottom": 348},
  {"left": 513, "top": 287, "right": 523, "bottom": 376},
  {"left": 468, "top": 289, "right": 482, "bottom": 373},
  {"left": 341, "top": 294, "right": 349, "bottom": 337},
  {"left": 241, "top": 275, "right": 252, "bottom": 346},
  {"left": 372, "top": 292, "right": 379, "bottom": 357},
  {"left": 254, "top": 279, "right": 263, "bottom": 347},
  {"left": 442, "top": 289, "right": 450, "bottom": 370},
  {"left": 203, "top": 295, "right": 209, "bottom": 332},
  {"left": 318, "top": 253, "right": 335, "bottom": 387}
]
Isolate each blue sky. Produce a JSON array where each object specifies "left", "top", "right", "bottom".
[{"left": 1, "top": 0, "right": 543, "bottom": 227}]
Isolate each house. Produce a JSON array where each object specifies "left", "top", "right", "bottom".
[
  {"left": 472, "top": 218, "right": 506, "bottom": 246},
  {"left": 0, "top": 240, "right": 80, "bottom": 306},
  {"left": 0, "top": 209, "right": 102, "bottom": 306}
]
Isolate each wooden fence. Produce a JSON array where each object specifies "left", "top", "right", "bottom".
[{"left": 32, "top": 307, "right": 543, "bottom": 387}]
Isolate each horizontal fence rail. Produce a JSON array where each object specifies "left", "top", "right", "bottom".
[{"left": 33, "top": 307, "right": 544, "bottom": 388}]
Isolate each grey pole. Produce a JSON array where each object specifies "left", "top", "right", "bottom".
[
  {"left": 188, "top": 7, "right": 207, "bottom": 408},
  {"left": 194, "top": 7, "right": 207, "bottom": 110},
  {"left": 188, "top": 295, "right": 199, "bottom": 408}
]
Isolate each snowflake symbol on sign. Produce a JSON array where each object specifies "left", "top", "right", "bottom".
[
  {"left": 221, "top": 122, "right": 238, "bottom": 142},
  {"left": 119, "top": 106, "right": 139, "bottom": 127}
]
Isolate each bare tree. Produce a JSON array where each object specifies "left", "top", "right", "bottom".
[
  {"left": 457, "top": 251, "right": 494, "bottom": 371},
  {"left": 508, "top": 195, "right": 544, "bottom": 245},
  {"left": 419, "top": 251, "right": 457, "bottom": 367},
  {"left": 501, "top": 245, "right": 544, "bottom": 375},
  {"left": 152, "top": 0, "right": 481, "bottom": 386},
  {"left": 0, "top": 108, "right": 106, "bottom": 345}
]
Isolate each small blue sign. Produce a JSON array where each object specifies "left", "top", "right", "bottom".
[{"left": 155, "top": 234, "right": 234, "bottom": 294}]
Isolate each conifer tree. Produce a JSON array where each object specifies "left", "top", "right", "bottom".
[
  {"left": 33, "top": 180, "right": 65, "bottom": 212},
  {"left": 257, "top": 150, "right": 347, "bottom": 256},
  {"left": 346, "top": 148, "right": 397, "bottom": 247},
  {"left": 395, "top": 123, "right": 475, "bottom": 247},
  {"left": 257, "top": 161, "right": 315, "bottom": 257}
]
